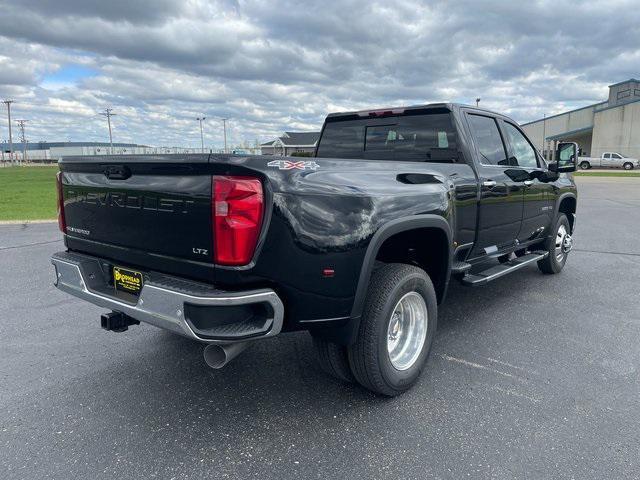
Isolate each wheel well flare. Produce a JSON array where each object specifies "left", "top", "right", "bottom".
[{"left": 375, "top": 227, "right": 449, "bottom": 303}]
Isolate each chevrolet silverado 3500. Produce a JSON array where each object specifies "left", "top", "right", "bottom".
[{"left": 52, "top": 103, "right": 578, "bottom": 396}]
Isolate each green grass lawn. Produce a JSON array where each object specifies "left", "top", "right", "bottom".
[
  {"left": 0, "top": 166, "right": 59, "bottom": 221},
  {"left": 574, "top": 171, "right": 640, "bottom": 177}
]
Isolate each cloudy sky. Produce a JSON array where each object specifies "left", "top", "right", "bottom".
[{"left": 0, "top": 0, "right": 638, "bottom": 149}]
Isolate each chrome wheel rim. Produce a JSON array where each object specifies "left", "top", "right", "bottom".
[
  {"left": 386, "top": 292, "right": 428, "bottom": 371},
  {"left": 555, "top": 224, "right": 572, "bottom": 262}
]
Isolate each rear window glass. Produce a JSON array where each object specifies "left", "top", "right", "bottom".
[{"left": 316, "top": 113, "right": 459, "bottom": 162}]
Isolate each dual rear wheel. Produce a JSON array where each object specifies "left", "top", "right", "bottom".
[{"left": 313, "top": 263, "right": 437, "bottom": 396}]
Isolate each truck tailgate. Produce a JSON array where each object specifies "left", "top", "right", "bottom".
[{"left": 60, "top": 155, "right": 212, "bottom": 265}]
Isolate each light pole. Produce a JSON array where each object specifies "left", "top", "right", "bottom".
[
  {"left": 2, "top": 100, "right": 14, "bottom": 163},
  {"left": 542, "top": 113, "right": 547, "bottom": 160},
  {"left": 196, "top": 117, "right": 206, "bottom": 153},
  {"left": 100, "top": 108, "right": 116, "bottom": 153},
  {"left": 221, "top": 118, "right": 228, "bottom": 153},
  {"left": 475, "top": 97, "right": 481, "bottom": 107}
]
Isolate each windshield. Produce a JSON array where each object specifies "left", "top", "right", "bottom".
[{"left": 316, "top": 112, "right": 459, "bottom": 162}]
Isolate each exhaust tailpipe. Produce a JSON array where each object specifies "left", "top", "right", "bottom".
[{"left": 203, "top": 342, "right": 250, "bottom": 369}]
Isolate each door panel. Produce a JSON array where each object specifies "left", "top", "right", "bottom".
[
  {"left": 465, "top": 113, "right": 523, "bottom": 256},
  {"left": 610, "top": 153, "right": 623, "bottom": 168},
  {"left": 519, "top": 176, "right": 553, "bottom": 242},
  {"left": 474, "top": 168, "right": 524, "bottom": 253},
  {"left": 499, "top": 121, "right": 554, "bottom": 242}
]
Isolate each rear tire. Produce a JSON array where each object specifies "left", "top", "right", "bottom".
[
  {"left": 312, "top": 336, "right": 354, "bottom": 383},
  {"left": 579, "top": 161, "right": 590, "bottom": 170},
  {"left": 623, "top": 162, "right": 634, "bottom": 170},
  {"left": 538, "top": 214, "right": 572, "bottom": 274},
  {"left": 348, "top": 263, "right": 437, "bottom": 396}
]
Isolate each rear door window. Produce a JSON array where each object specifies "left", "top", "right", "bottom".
[{"left": 466, "top": 114, "right": 509, "bottom": 166}]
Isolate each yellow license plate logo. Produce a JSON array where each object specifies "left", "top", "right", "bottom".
[{"left": 113, "top": 267, "right": 143, "bottom": 295}]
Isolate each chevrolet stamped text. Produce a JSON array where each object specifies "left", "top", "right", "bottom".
[{"left": 52, "top": 103, "right": 578, "bottom": 395}]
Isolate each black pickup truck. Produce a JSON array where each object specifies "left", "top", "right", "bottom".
[{"left": 52, "top": 103, "right": 578, "bottom": 396}]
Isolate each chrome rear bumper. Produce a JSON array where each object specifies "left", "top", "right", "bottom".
[{"left": 51, "top": 251, "right": 284, "bottom": 344}]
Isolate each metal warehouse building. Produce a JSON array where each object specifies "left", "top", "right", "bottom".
[
  {"left": 522, "top": 79, "right": 640, "bottom": 159},
  {"left": 0, "top": 141, "right": 201, "bottom": 162}
]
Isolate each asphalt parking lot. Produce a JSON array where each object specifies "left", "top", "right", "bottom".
[{"left": 1, "top": 177, "right": 639, "bottom": 479}]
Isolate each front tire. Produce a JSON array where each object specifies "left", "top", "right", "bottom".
[
  {"left": 348, "top": 263, "right": 437, "bottom": 396},
  {"left": 623, "top": 162, "right": 634, "bottom": 170},
  {"left": 538, "top": 214, "right": 572, "bottom": 274}
]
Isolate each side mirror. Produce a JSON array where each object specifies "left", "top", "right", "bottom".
[{"left": 550, "top": 142, "right": 578, "bottom": 173}]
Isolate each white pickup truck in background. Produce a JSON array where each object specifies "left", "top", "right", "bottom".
[{"left": 578, "top": 152, "right": 640, "bottom": 170}]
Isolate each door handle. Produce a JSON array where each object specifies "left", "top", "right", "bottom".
[
  {"left": 523, "top": 180, "right": 533, "bottom": 186},
  {"left": 482, "top": 180, "right": 497, "bottom": 188}
]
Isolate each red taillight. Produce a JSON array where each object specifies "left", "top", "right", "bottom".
[
  {"left": 213, "top": 175, "right": 264, "bottom": 266},
  {"left": 56, "top": 172, "right": 66, "bottom": 233}
]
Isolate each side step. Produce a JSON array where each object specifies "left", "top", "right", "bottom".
[
  {"left": 451, "top": 260, "right": 472, "bottom": 275},
  {"left": 461, "top": 252, "right": 548, "bottom": 286}
]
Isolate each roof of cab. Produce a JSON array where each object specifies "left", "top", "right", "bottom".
[{"left": 324, "top": 102, "right": 515, "bottom": 123}]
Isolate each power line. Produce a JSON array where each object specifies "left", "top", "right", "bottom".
[
  {"left": 196, "top": 117, "right": 206, "bottom": 153},
  {"left": 2, "top": 100, "right": 14, "bottom": 164},
  {"left": 99, "top": 108, "right": 117, "bottom": 153}
]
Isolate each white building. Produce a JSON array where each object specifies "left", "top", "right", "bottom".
[
  {"left": 521, "top": 79, "right": 640, "bottom": 159},
  {"left": 260, "top": 131, "right": 320, "bottom": 156}
]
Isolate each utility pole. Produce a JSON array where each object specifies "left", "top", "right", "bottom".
[
  {"left": 100, "top": 108, "right": 116, "bottom": 153},
  {"left": 221, "top": 118, "right": 228, "bottom": 153},
  {"left": 2, "top": 100, "right": 14, "bottom": 164},
  {"left": 196, "top": 117, "right": 206, "bottom": 153},
  {"left": 16, "top": 119, "right": 27, "bottom": 164},
  {"left": 475, "top": 97, "right": 481, "bottom": 107},
  {"left": 542, "top": 113, "right": 547, "bottom": 160}
]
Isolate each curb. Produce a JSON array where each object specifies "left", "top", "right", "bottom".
[{"left": 0, "top": 219, "right": 57, "bottom": 225}]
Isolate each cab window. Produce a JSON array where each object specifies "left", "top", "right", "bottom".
[
  {"left": 467, "top": 114, "right": 508, "bottom": 166},
  {"left": 503, "top": 122, "right": 538, "bottom": 169}
]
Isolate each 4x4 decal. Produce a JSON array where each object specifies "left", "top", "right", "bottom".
[{"left": 267, "top": 160, "right": 320, "bottom": 171}]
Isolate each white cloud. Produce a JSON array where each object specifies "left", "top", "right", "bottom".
[{"left": 0, "top": 0, "right": 638, "bottom": 148}]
